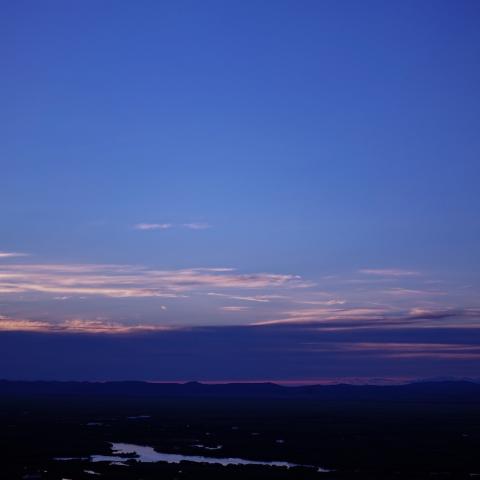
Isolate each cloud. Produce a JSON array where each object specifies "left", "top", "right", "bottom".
[
  {"left": 384, "top": 288, "right": 446, "bottom": 297},
  {"left": 251, "top": 305, "right": 480, "bottom": 331},
  {"left": 253, "top": 306, "right": 393, "bottom": 326},
  {"left": 58, "top": 319, "right": 173, "bottom": 334},
  {"left": 0, "top": 315, "right": 174, "bottom": 334},
  {"left": 0, "top": 261, "right": 477, "bottom": 337},
  {"left": 221, "top": 306, "right": 250, "bottom": 312},
  {"left": 295, "top": 299, "right": 346, "bottom": 306},
  {"left": 300, "top": 341, "right": 480, "bottom": 360},
  {"left": 0, "top": 263, "right": 309, "bottom": 300},
  {"left": 359, "top": 269, "right": 420, "bottom": 277},
  {"left": 0, "top": 251, "right": 29, "bottom": 258},
  {"left": 182, "top": 223, "right": 211, "bottom": 230},
  {"left": 0, "top": 316, "right": 51, "bottom": 331},
  {"left": 133, "top": 223, "right": 172, "bottom": 230},
  {"left": 407, "top": 307, "right": 458, "bottom": 319},
  {"left": 133, "top": 222, "right": 211, "bottom": 231},
  {"left": 192, "top": 268, "right": 235, "bottom": 272},
  {"left": 207, "top": 292, "right": 283, "bottom": 303}
]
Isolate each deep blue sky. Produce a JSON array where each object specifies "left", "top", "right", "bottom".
[{"left": 1, "top": 1, "right": 479, "bottom": 381}]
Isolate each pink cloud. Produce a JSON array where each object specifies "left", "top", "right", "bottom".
[
  {"left": 0, "top": 315, "right": 175, "bottom": 334},
  {"left": 0, "top": 263, "right": 310, "bottom": 299},
  {"left": 359, "top": 268, "right": 421, "bottom": 277}
]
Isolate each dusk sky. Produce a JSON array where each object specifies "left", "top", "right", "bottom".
[{"left": 1, "top": 1, "right": 479, "bottom": 382}]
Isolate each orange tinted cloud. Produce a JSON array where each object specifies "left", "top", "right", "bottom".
[{"left": 0, "top": 315, "right": 174, "bottom": 334}]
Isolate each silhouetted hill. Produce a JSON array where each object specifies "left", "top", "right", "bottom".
[{"left": 1, "top": 379, "right": 479, "bottom": 402}]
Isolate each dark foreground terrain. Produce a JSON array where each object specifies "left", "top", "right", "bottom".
[{"left": 1, "top": 381, "right": 480, "bottom": 480}]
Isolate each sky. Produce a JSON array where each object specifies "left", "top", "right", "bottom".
[{"left": 1, "top": 0, "right": 479, "bottom": 382}]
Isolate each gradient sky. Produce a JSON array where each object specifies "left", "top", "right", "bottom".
[{"left": 1, "top": 0, "right": 479, "bottom": 382}]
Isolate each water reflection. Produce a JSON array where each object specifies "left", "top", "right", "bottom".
[{"left": 88, "top": 442, "right": 331, "bottom": 471}]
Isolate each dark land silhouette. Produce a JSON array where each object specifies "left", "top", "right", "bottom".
[{"left": 1, "top": 380, "right": 479, "bottom": 479}]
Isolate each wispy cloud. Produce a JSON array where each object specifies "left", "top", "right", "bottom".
[
  {"left": 0, "top": 263, "right": 309, "bottom": 299},
  {"left": 1, "top": 260, "right": 477, "bottom": 337},
  {"left": 301, "top": 341, "right": 480, "bottom": 360},
  {"left": 251, "top": 305, "right": 480, "bottom": 330},
  {"left": 295, "top": 299, "right": 346, "bottom": 306},
  {"left": 0, "top": 251, "right": 29, "bottom": 258},
  {"left": 0, "top": 315, "right": 51, "bottom": 331},
  {"left": 253, "top": 306, "right": 393, "bottom": 326},
  {"left": 182, "top": 222, "right": 211, "bottom": 230},
  {"left": 133, "top": 223, "right": 173, "bottom": 230},
  {"left": 208, "top": 292, "right": 284, "bottom": 303},
  {"left": 0, "top": 315, "right": 174, "bottom": 334},
  {"left": 221, "top": 306, "right": 250, "bottom": 312},
  {"left": 192, "top": 268, "right": 235, "bottom": 272},
  {"left": 133, "top": 222, "right": 211, "bottom": 231},
  {"left": 384, "top": 288, "right": 446, "bottom": 297},
  {"left": 359, "top": 268, "right": 420, "bottom": 277}
]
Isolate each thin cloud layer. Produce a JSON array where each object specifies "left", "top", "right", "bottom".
[
  {"left": 207, "top": 292, "right": 282, "bottom": 303},
  {"left": 221, "top": 306, "right": 250, "bottom": 312},
  {"left": 300, "top": 341, "right": 480, "bottom": 359},
  {"left": 0, "top": 251, "right": 29, "bottom": 258},
  {"left": 0, "top": 261, "right": 478, "bottom": 337},
  {"left": 182, "top": 222, "right": 210, "bottom": 230},
  {"left": 253, "top": 306, "right": 394, "bottom": 326},
  {"left": 359, "top": 269, "right": 421, "bottom": 277},
  {"left": 252, "top": 306, "right": 480, "bottom": 330},
  {"left": 134, "top": 223, "right": 173, "bottom": 230},
  {"left": 133, "top": 222, "right": 211, "bottom": 231},
  {"left": 0, "top": 263, "right": 309, "bottom": 299},
  {"left": 0, "top": 315, "right": 174, "bottom": 334}
]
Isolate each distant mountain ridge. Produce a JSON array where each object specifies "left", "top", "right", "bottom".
[{"left": 1, "top": 379, "right": 480, "bottom": 402}]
